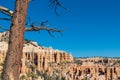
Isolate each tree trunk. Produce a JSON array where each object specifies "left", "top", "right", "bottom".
[{"left": 2, "top": 0, "right": 29, "bottom": 80}]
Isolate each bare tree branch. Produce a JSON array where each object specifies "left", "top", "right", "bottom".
[
  {"left": 25, "top": 25, "right": 62, "bottom": 32},
  {"left": 0, "top": 25, "right": 9, "bottom": 31},
  {"left": 49, "top": 0, "right": 70, "bottom": 15},
  {"left": 25, "top": 20, "right": 63, "bottom": 37},
  {"left": 0, "top": 18, "right": 62, "bottom": 36},
  {"left": 0, "top": 5, "right": 63, "bottom": 37},
  {"left": 25, "top": 25, "right": 62, "bottom": 37},
  {"left": 47, "top": 30, "right": 54, "bottom": 37},
  {"left": 40, "top": 20, "right": 48, "bottom": 26},
  {"left": 0, "top": 6, "right": 13, "bottom": 16},
  {"left": 0, "top": 18, "right": 10, "bottom": 21}
]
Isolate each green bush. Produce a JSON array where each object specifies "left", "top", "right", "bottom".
[
  {"left": 27, "top": 72, "right": 38, "bottom": 79},
  {"left": 0, "top": 73, "right": 2, "bottom": 80},
  {"left": 19, "top": 75, "right": 27, "bottom": 80}
]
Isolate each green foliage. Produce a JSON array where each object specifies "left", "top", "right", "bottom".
[
  {"left": 84, "top": 77, "right": 87, "bottom": 80},
  {"left": 29, "top": 64, "right": 36, "bottom": 70},
  {"left": 74, "top": 59, "right": 82, "bottom": 65},
  {"left": 61, "top": 77, "right": 65, "bottom": 80},
  {"left": 56, "top": 76, "right": 61, "bottom": 80},
  {"left": 43, "top": 73, "right": 50, "bottom": 80},
  {"left": 0, "top": 62, "right": 4, "bottom": 80},
  {"left": 44, "top": 78, "right": 51, "bottom": 80},
  {"left": 0, "top": 63, "right": 4, "bottom": 67},
  {"left": 0, "top": 61, "right": 5, "bottom": 67},
  {"left": 36, "top": 70, "right": 42, "bottom": 76},
  {"left": 83, "top": 77, "right": 89, "bottom": 80},
  {"left": 43, "top": 75, "right": 51, "bottom": 80},
  {"left": 27, "top": 72, "right": 38, "bottom": 79},
  {"left": 0, "top": 73, "right": 2, "bottom": 80},
  {"left": 19, "top": 75, "right": 27, "bottom": 80}
]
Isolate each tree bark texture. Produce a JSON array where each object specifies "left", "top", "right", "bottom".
[{"left": 2, "top": 0, "right": 29, "bottom": 80}]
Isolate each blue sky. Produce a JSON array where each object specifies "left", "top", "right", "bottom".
[{"left": 0, "top": 0, "right": 120, "bottom": 57}]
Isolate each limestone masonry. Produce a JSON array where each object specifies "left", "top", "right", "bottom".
[{"left": 0, "top": 32, "right": 120, "bottom": 80}]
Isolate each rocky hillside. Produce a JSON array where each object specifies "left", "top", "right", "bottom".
[
  {"left": 0, "top": 32, "right": 73, "bottom": 80},
  {"left": 0, "top": 32, "right": 120, "bottom": 80}
]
